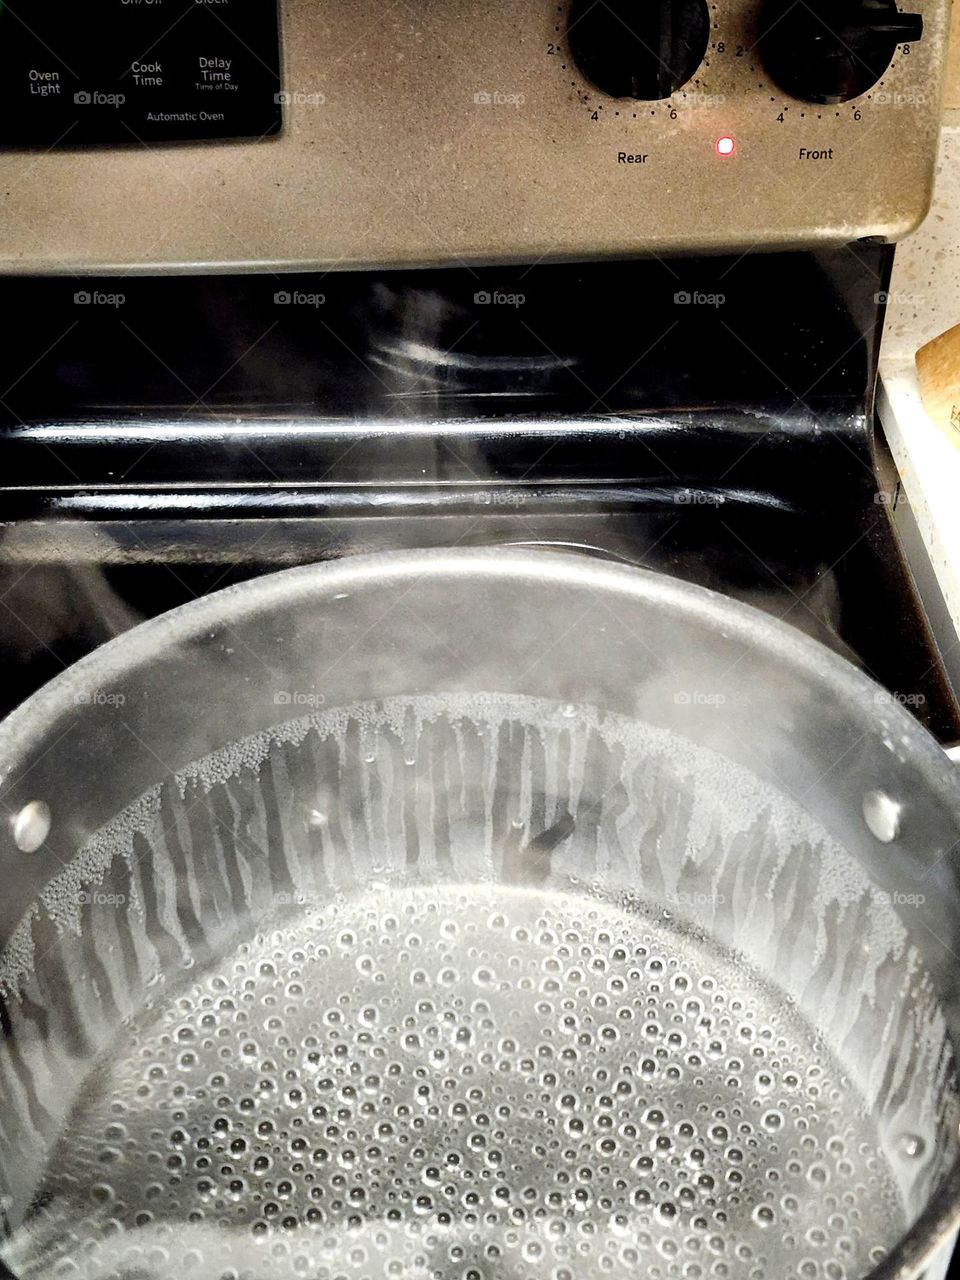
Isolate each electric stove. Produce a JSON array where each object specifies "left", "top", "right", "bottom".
[
  {"left": 0, "top": 245, "right": 956, "bottom": 748},
  {"left": 0, "top": 0, "right": 958, "bottom": 1273}
]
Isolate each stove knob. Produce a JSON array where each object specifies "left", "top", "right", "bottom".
[
  {"left": 758, "top": 0, "right": 923, "bottom": 104},
  {"left": 568, "top": 0, "right": 711, "bottom": 100}
]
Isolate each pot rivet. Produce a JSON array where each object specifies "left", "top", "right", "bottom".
[
  {"left": 12, "top": 800, "right": 52, "bottom": 853},
  {"left": 862, "top": 790, "right": 902, "bottom": 844},
  {"left": 896, "top": 1133, "right": 926, "bottom": 1159}
]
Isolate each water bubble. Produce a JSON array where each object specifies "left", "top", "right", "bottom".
[
  {"left": 896, "top": 1134, "right": 926, "bottom": 1159},
  {"left": 12, "top": 883, "right": 910, "bottom": 1280}
]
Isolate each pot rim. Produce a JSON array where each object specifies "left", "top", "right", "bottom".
[{"left": 1, "top": 546, "right": 957, "bottom": 795}]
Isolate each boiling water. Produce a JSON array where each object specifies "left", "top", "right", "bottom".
[{"left": 9, "top": 884, "right": 904, "bottom": 1280}]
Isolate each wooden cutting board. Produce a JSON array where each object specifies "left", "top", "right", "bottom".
[{"left": 946, "top": 0, "right": 960, "bottom": 109}]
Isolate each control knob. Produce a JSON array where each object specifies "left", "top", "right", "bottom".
[
  {"left": 758, "top": 0, "right": 923, "bottom": 104},
  {"left": 568, "top": 0, "right": 711, "bottom": 100}
]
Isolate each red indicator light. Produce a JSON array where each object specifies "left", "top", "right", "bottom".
[{"left": 715, "top": 135, "right": 736, "bottom": 157}]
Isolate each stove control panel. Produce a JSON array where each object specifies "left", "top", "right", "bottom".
[
  {"left": 0, "top": 0, "right": 282, "bottom": 145},
  {"left": 0, "top": 0, "right": 949, "bottom": 272}
]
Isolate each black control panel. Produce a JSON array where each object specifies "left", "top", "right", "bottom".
[{"left": 0, "top": 0, "right": 282, "bottom": 146}]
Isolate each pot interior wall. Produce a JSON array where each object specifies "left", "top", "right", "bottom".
[{"left": 0, "top": 691, "right": 955, "bottom": 1280}]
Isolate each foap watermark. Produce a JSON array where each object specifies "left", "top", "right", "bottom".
[
  {"left": 275, "top": 90, "right": 326, "bottom": 107},
  {"left": 674, "top": 290, "right": 725, "bottom": 308},
  {"left": 473, "top": 90, "right": 525, "bottom": 108},
  {"left": 74, "top": 90, "right": 126, "bottom": 108},
  {"left": 675, "top": 488, "right": 725, "bottom": 507},
  {"left": 274, "top": 690, "right": 326, "bottom": 709},
  {"left": 76, "top": 889, "right": 127, "bottom": 907},
  {"left": 683, "top": 92, "right": 728, "bottom": 108},
  {"left": 874, "top": 487, "right": 908, "bottom": 507},
  {"left": 876, "top": 890, "right": 926, "bottom": 908},
  {"left": 474, "top": 290, "right": 525, "bottom": 308},
  {"left": 473, "top": 490, "right": 526, "bottom": 507},
  {"left": 275, "top": 290, "right": 325, "bottom": 307},
  {"left": 874, "top": 90, "right": 927, "bottom": 108},
  {"left": 674, "top": 691, "right": 726, "bottom": 707},
  {"left": 73, "top": 689, "right": 126, "bottom": 707},
  {"left": 875, "top": 290, "right": 925, "bottom": 307},
  {"left": 873, "top": 689, "right": 926, "bottom": 710},
  {"left": 75, "top": 290, "right": 125, "bottom": 308},
  {"left": 668, "top": 890, "right": 727, "bottom": 908},
  {"left": 274, "top": 889, "right": 325, "bottom": 907}
]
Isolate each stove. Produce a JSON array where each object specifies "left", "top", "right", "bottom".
[
  {"left": 0, "top": 0, "right": 958, "bottom": 1275},
  {"left": 0, "top": 246, "right": 956, "bottom": 747}
]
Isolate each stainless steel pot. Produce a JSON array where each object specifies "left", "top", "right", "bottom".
[{"left": 0, "top": 548, "right": 958, "bottom": 1280}]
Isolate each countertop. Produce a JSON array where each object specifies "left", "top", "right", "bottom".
[{"left": 879, "top": 122, "right": 960, "bottom": 666}]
